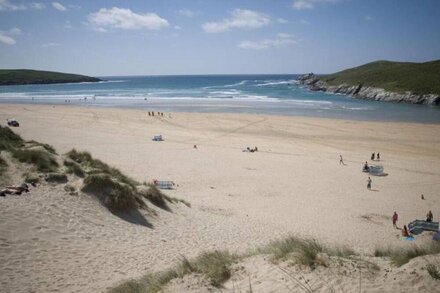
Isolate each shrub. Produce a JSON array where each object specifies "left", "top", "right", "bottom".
[
  {"left": 24, "top": 172, "right": 40, "bottom": 184},
  {"left": 82, "top": 173, "right": 140, "bottom": 212},
  {"left": 26, "top": 140, "right": 57, "bottom": 154},
  {"left": 427, "top": 264, "right": 440, "bottom": 280},
  {"left": 64, "top": 159, "right": 85, "bottom": 177},
  {"left": 140, "top": 185, "right": 171, "bottom": 211},
  {"left": 12, "top": 148, "right": 58, "bottom": 172},
  {"left": 45, "top": 172, "right": 68, "bottom": 183},
  {"left": 0, "top": 125, "right": 23, "bottom": 151},
  {"left": 66, "top": 149, "right": 137, "bottom": 187},
  {"left": 111, "top": 251, "right": 236, "bottom": 293},
  {"left": 0, "top": 155, "right": 7, "bottom": 176},
  {"left": 374, "top": 242, "right": 440, "bottom": 266}
]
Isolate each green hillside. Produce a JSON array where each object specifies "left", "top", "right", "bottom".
[
  {"left": 323, "top": 60, "right": 440, "bottom": 95},
  {"left": 0, "top": 69, "right": 101, "bottom": 86}
]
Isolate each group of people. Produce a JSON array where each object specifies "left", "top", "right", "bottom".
[
  {"left": 148, "top": 111, "right": 164, "bottom": 117},
  {"left": 392, "top": 210, "right": 434, "bottom": 238},
  {"left": 244, "top": 146, "right": 259, "bottom": 153},
  {"left": 371, "top": 152, "right": 380, "bottom": 161}
]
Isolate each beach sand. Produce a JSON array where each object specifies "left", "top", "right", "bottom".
[{"left": 1, "top": 104, "right": 439, "bottom": 292}]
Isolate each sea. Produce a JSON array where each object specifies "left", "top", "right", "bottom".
[{"left": 1, "top": 74, "right": 439, "bottom": 123}]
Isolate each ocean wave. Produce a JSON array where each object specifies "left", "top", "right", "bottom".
[{"left": 254, "top": 80, "right": 294, "bottom": 87}]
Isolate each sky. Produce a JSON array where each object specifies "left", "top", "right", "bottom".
[{"left": 0, "top": 0, "right": 439, "bottom": 76}]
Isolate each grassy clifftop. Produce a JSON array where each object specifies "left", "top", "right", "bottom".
[
  {"left": 0, "top": 69, "right": 101, "bottom": 86},
  {"left": 323, "top": 60, "right": 440, "bottom": 95}
]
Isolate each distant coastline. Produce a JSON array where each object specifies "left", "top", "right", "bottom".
[
  {"left": 297, "top": 60, "right": 440, "bottom": 106},
  {"left": 0, "top": 69, "right": 101, "bottom": 86}
]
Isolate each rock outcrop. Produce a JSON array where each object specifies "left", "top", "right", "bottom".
[{"left": 297, "top": 73, "right": 440, "bottom": 105}]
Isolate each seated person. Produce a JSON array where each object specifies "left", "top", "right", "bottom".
[
  {"left": 363, "top": 161, "right": 369, "bottom": 172},
  {"left": 426, "top": 210, "right": 433, "bottom": 222},
  {"left": 402, "top": 225, "right": 411, "bottom": 237}
]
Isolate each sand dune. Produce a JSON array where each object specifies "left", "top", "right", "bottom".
[{"left": 0, "top": 104, "right": 439, "bottom": 292}]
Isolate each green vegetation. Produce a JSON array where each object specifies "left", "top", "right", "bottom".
[
  {"left": 140, "top": 184, "right": 191, "bottom": 211},
  {"left": 66, "top": 149, "right": 137, "bottom": 187},
  {"left": 82, "top": 174, "right": 142, "bottom": 212},
  {"left": 0, "top": 69, "right": 101, "bottom": 86},
  {"left": 12, "top": 148, "right": 59, "bottom": 172},
  {"left": 0, "top": 125, "right": 58, "bottom": 173},
  {"left": 0, "top": 155, "right": 7, "bottom": 176},
  {"left": 111, "top": 251, "right": 237, "bottom": 293},
  {"left": 45, "top": 172, "right": 68, "bottom": 183},
  {"left": 374, "top": 242, "right": 440, "bottom": 266},
  {"left": 323, "top": 60, "right": 440, "bottom": 95},
  {"left": 426, "top": 264, "right": 440, "bottom": 280},
  {"left": 0, "top": 125, "right": 23, "bottom": 151},
  {"left": 64, "top": 159, "right": 85, "bottom": 177},
  {"left": 24, "top": 172, "right": 40, "bottom": 184},
  {"left": 259, "top": 236, "right": 356, "bottom": 269}
]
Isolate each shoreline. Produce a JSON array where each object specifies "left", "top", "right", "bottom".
[{"left": 1, "top": 99, "right": 440, "bottom": 125}]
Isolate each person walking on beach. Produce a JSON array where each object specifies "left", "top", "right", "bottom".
[
  {"left": 339, "top": 155, "right": 344, "bottom": 165},
  {"left": 367, "top": 177, "right": 372, "bottom": 190},
  {"left": 377, "top": 152, "right": 380, "bottom": 161},
  {"left": 392, "top": 211, "right": 398, "bottom": 228},
  {"left": 371, "top": 153, "right": 375, "bottom": 160}
]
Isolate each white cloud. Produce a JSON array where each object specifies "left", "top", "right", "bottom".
[
  {"left": 52, "top": 2, "right": 66, "bottom": 11},
  {"left": 174, "top": 25, "right": 182, "bottom": 30},
  {"left": 42, "top": 42, "right": 61, "bottom": 47},
  {"left": 239, "top": 33, "right": 298, "bottom": 50},
  {"left": 299, "top": 19, "right": 310, "bottom": 25},
  {"left": 202, "top": 9, "right": 270, "bottom": 33},
  {"left": 0, "top": 33, "right": 15, "bottom": 45},
  {"left": 292, "top": 0, "right": 342, "bottom": 10},
  {"left": 177, "top": 8, "right": 198, "bottom": 17},
  {"left": 0, "top": 27, "right": 21, "bottom": 45},
  {"left": 30, "top": 2, "right": 45, "bottom": 10},
  {"left": 9, "top": 27, "right": 21, "bottom": 35},
  {"left": 0, "top": 0, "right": 26, "bottom": 11},
  {"left": 364, "top": 15, "right": 374, "bottom": 21},
  {"left": 277, "top": 18, "right": 288, "bottom": 24},
  {"left": 88, "top": 7, "right": 169, "bottom": 31}
]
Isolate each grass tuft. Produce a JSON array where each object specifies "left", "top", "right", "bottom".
[
  {"left": 82, "top": 173, "right": 141, "bottom": 212},
  {"left": 45, "top": 172, "right": 68, "bottom": 183},
  {"left": 427, "top": 264, "right": 440, "bottom": 280},
  {"left": 111, "top": 251, "right": 236, "bottom": 293},
  {"left": 26, "top": 140, "right": 57, "bottom": 154},
  {"left": 11, "top": 148, "right": 58, "bottom": 172},
  {"left": 0, "top": 125, "right": 23, "bottom": 151},
  {"left": 374, "top": 242, "right": 440, "bottom": 266},
  {"left": 0, "top": 155, "right": 7, "bottom": 176},
  {"left": 66, "top": 149, "right": 137, "bottom": 187},
  {"left": 23, "top": 172, "right": 40, "bottom": 184},
  {"left": 64, "top": 159, "right": 85, "bottom": 177}
]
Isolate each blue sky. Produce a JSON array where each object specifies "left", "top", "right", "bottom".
[{"left": 0, "top": 0, "right": 439, "bottom": 76}]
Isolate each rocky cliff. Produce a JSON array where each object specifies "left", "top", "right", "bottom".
[{"left": 297, "top": 73, "right": 440, "bottom": 106}]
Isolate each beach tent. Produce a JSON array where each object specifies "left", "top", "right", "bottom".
[
  {"left": 155, "top": 181, "right": 175, "bottom": 189},
  {"left": 433, "top": 231, "right": 440, "bottom": 241},
  {"left": 408, "top": 220, "right": 439, "bottom": 235},
  {"left": 369, "top": 165, "right": 384, "bottom": 176}
]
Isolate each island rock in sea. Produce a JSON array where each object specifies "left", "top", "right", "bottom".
[{"left": 297, "top": 73, "right": 440, "bottom": 106}]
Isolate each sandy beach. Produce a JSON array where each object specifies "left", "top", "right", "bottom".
[{"left": 1, "top": 103, "right": 440, "bottom": 292}]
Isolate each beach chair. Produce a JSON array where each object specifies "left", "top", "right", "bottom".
[
  {"left": 152, "top": 135, "right": 163, "bottom": 141},
  {"left": 408, "top": 220, "right": 439, "bottom": 235},
  {"left": 155, "top": 181, "right": 175, "bottom": 189}
]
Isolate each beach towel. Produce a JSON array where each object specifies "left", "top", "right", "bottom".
[
  {"left": 433, "top": 231, "right": 440, "bottom": 241},
  {"left": 156, "top": 181, "right": 175, "bottom": 189},
  {"left": 403, "top": 236, "right": 415, "bottom": 241},
  {"left": 369, "top": 165, "right": 384, "bottom": 176},
  {"left": 408, "top": 220, "right": 439, "bottom": 235}
]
